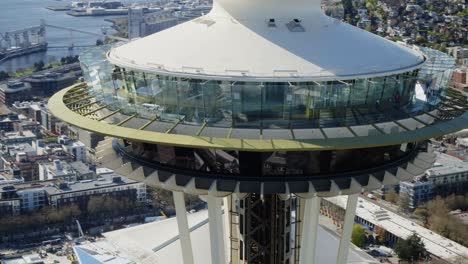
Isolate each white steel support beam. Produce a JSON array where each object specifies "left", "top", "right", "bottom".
[
  {"left": 207, "top": 195, "right": 227, "bottom": 264},
  {"left": 299, "top": 196, "right": 321, "bottom": 264},
  {"left": 336, "top": 194, "right": 359, "bottom": 264},
  {"left": 173, "top": 191, "right": 194, "bottom": 264}
]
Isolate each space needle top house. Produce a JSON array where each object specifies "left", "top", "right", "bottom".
[{"left": 49, "top": 0, "right": 467, "bottom": 263}]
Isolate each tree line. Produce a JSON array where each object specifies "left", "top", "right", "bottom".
[
  {"left": 0, "top": 195, "right": 144, "bottom": 236},
  {"left": 414, "top": 194, "right": 468, "bottom": 247}
]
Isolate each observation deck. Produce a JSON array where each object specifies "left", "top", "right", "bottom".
[
  {"left": 51, "top": 83, "right": 468, "bottom": 152},
  {"left": 49, "top": 83, "right": 467, "bottom": 196}
]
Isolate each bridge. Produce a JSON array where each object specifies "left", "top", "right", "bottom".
[{"left": 1, "top": 20, "right": 127, "bottom": 54}]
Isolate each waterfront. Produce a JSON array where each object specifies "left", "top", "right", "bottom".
[{"left": 0, "top": 0, "right": 138, "bottom": 73}]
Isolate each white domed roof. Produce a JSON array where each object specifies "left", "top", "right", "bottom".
[{"left": 108, "top": 0, "right": 425, "bottom": 81}]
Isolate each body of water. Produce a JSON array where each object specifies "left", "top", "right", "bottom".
[{"left": 0, "top": 0, "right": 139, "bottom": 73}]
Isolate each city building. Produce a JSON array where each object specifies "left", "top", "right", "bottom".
[
  {"left": 426, "top": 152, "right": 468, "bottom": 195},
  {"left": 48, "top": 0, "right": 468, "bottom": 263},
  {"left": 450, "top": 68, "right": 467, "bottom": 92},
  {"left": 44, "top": 172, "right": 146, "bottom": 209},
  {"left": 399, "top": 179, "right": 434, "bottom": 209},
  {"left": 128, "top": 9, "right": 179, "bottom": 39},
  {"left": 448, "top": 47, "right": 468, "bottom": 66},
  {"left": 323, "top": 196, "right": 468, "bottom": 263},
  {"left": 61, "top": 140, "right": 87, "bottom": 162},
  {"left": 23, "top": 70, "right": 80, "bottom": 97},
  {"left": 69, "top": 161, "right": 94, "bottom": 180},
  {"left": 0, "top": 198, "right": 21, "bottom": 216},
  {"left": 38, "top": 160, "right": 76, "bottom": 182},
  {"left": 0, "top": 113, "right": 21, "bottom": 132},
  {"left": 398, "top": 152, "right": 468, "bottom": 208},
  {"left": 0, "top": 172, "right": 145, "bottom": 213},
  {"left": 67, "top": 127, "right": 105, "bottom": 150},
  {"left": 40, "top": 107, "right": 59, "bottom": 133},
  {"left": 0, "top": 81, "right": 32, "bottom": 105},
  {"left": 0, "top": 130, "right": 36, "bottom": 146}
]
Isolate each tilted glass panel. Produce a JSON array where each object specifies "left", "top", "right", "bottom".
[
  {"left": 177, "top": 79, "right": 205, "bottom": 124},
  {"left": 153, "top": 76, "right": 180, "bottom": 122},
  {"left": 97, "top": 62, "right": 117, "bottom": 108},
  {"left": 348, "top": 79, "right": 368, "bottom": 107},
  {"left": 232, "top": 82, "right": 262, "bottom": 127},
  {"left": 112, "top": 68, "right": 137, "bottom": 115},
  {"left": 133, "top": 71, "right": 157, "bottom": 119},
  {"left": 203, "top": 80, "right": 231, "bottom": 126}
]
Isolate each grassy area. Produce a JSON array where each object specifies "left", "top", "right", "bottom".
[
  {"left": 10, "top": 61, "right": 60, "bottom": 78},
  {"left": 9, "top": 56, "right": 78, "bottom": 78}
]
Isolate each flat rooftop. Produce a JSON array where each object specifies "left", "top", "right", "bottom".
[
  {"left": 43, "top": 173, "right": 139, "bottom": 196},
  {"left": 325, "top": 196, "right": 468, "bottom": 262},
  {"left": 75, "top": 210, "right": 378, "bottom": 264}
]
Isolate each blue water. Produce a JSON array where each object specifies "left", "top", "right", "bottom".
[{"left": 0, "top": 0, "right": 145, "bottom": 72}]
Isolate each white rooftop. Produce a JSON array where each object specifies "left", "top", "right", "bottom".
[
  {"left": 108, "top": 0, "right": 425, "bottom": 82},
  {"left": 427, "top": 152, "right": 468, "bottom": 177},
  {"left": 76, "top": 209, "right": 378, "bottom": 264},
  {"left": 325, "top": 196, "right": 468, "bottom": 262}
]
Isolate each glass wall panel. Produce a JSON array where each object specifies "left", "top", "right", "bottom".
[
  {"left": 233, "top": 82, "right": 262, "bottom": 127},
  {"left": 177, "top": 79, "right": 205, "bottom": 124},
  {"left": 290, "top": 83, "right": 307, "bottom": 120},
  {"left": 155, "top": 76, "right": 179, "bottom": 121},
  {"left": 263, "top": 82, "right": 286, "bottom": 119},
  {"left": 366, "top": 77, "right": 385, "bottom": 107},
  {"left": 348, "top": 79, "right": 368, "bottom": 106},
  {"left": 203, "top": 80, "right": 230, "bottom": 125}
]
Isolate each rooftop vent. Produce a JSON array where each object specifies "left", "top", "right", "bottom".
[
  {"left": 112, "top": 176, "right": 122, "bottom": 183},
  {"left": 268, "top": 18, "right": 276, "bottom": 27},
  {"left": 286, "top": 19, "right": 305, "bottom": 32},
  {"left": 58, "top": 182, "right": 69, "bottom": 190}
]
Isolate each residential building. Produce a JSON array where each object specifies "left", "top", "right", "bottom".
[
  {"left": 128, "top": 9, "right": 179, "bottom": 39},
  {"left": 69, "top": 161, "right": 94, "bottom": 180},
  {"left": 451, "top": 68, "right": 467, "bottom": 91},
  {"left": 0, "top": 172, "right": 145, "bottom": 213},
  {"left": 0, "top": 130, "right": 36, "bottom": 146},
  {"left": 38, "top": 160, "right": 76, "bottom": 182},
  {"left": 0, "top": 81, "right": 32, "bottom": 106},
  {"left": 399, "top": 180, "right": 434, "bottom": 209},
  {"left": 44, "top": 173, "right": 146, "bottom": 209}
]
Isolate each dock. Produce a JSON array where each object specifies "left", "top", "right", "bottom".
[{"left": 46, "top": 6, "right": 71, "bottom": 11}]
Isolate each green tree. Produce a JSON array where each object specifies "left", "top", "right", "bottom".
[
  {"left": 414, "top": 207, "right": 429, "bottom": 226},
  {"left": 395, "top": 233, "right": 426, "bottom": 261},
  {"left": 375, "top": 227, "right": 388, "bottom": 244},
  {"left": 384, "top": 190, "right": 399, "bottom": 204},
  {"left": 33, "top": 61, "right": 45, "bottom": 72},
  {"left": 399, "top": 193, "right": 411, "bottom": 213},
  {"left": 351, "top": 224, "right": 366, "bottom": 248},
  {"left": 0, "top": 70, "right": 10, "bottom": 81}
]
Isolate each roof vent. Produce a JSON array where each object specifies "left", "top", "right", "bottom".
[
  {"left": 286, "top": 19, "right": 305, "bottom": 32},
  {"left": 268, "top": 18, "right": 276, "bottom": 27}
]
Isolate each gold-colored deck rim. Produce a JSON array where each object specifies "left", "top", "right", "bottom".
[{"left": 49, "top": 83, "right": 468, "bottom": 152}]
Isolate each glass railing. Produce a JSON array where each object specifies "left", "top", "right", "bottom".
[{"left": 78, "top": 45, "right": 457, "bottom": 130}]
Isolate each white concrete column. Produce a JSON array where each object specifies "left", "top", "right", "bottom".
[
  {"left": 223, "top": 196, "right": 231, "bottom": 263},
  {"left": 173, "top": 191, "right": 194, "bottom": 264},
  {"left": 299, "top": 196, "right": 321, "bottom": 264},
  {"left": 207, "top": 195, "right": 227, "bottom": 264},
  {"left": 336, "top": 194, "right": 359, "bottom": 264}
]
